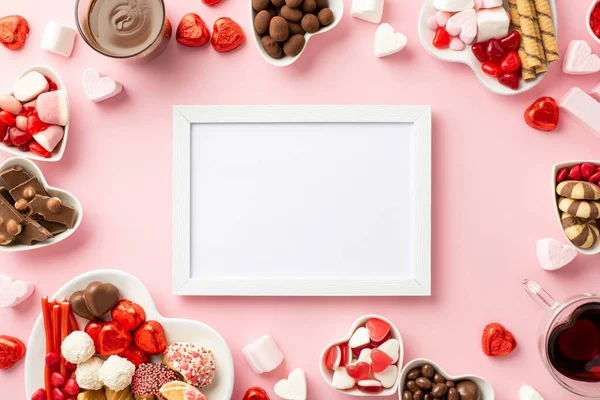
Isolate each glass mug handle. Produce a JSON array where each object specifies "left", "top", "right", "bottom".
[{"left": 523, "top": 279, "right": 560, "bottom": 313}]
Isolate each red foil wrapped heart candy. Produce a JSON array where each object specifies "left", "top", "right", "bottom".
[
  {"left": 97, "top": 321, "right": 132, "bottom": 356},
  {"left": 0, "top": 335, "right": 26, "bottom": 369},
  {"left": 134, "top": 320, "right": 167, "bottom": 355},
  {"left": 0, "top": 15, "right": 29, "bottom": 50},
  {"left": 112, "top": 299, "right": 146, "bottom": 331},
  {"left": 121, "top": 345, "right": 150, "bottom": 366},
  {"left": 176, "top": 13, "right": 210, "bottom": 47},
  {"left": 84, "top": 320, "right": 105, "bottom": 350},
  {"left": 524, "top": 97, "right": 559, "bottom": 131},
  {"left": 211, "top": 17, "right": 245, "bottom": 53},
  {"left": 202, "top": 0, "right": 223, "bottom": 4},
  {"left": 482, "top": 322, "right": 517, "bottom": 356},
  {"left": 243, "top": 387, "right": 270, "bottom": 400}
]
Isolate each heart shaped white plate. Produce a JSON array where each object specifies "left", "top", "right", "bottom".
[
  {"left": 417, "top": 0, "right": 558, "bottom": 95},
  {"left": 0, "top": 157, "right": 82, "bottom": 252},
  {"left": 250, "top": 0, "right": 344, "bottom": 67},
  {"left": 319, "top": 314, "right": 404, "bottom": 396},
  {"left": 0, "top": 65, "right": 70, "bottom": 162},
  {"left": 399, "top": 358, "right": 494, "bottom": 400},
  {"left": 24, "top": 269, "right": 234, "bottom": 399}
]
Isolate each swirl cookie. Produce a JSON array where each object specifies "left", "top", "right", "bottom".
[
  {"left": 561, "top": 213, "right": 599, "bottom": 249},
  {"left": 557, "top": 180, "right": 600, "bottom": 200},
  {"left": 558, "top": 197, "right": 600, "bottom": 219}
]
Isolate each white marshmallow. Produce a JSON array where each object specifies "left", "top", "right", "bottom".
[
  {"left": 0, "top": 94, "right": 22, "bottom": 115},
  {"left": 563, "top": 40, "right": 600, "bottom": 75},
  {"left": 241, "top": 334, "right": 284, "bottom": 374},
  {"left": 374, "top": 23, "right": 407, "bottom": 58},
  {"left": 349, "top": 327, "right": 370, "bottom": 348},
  {"left": 33, "top": 125, "right": 64, "bottom": 152},
  {"left": 40, "top": 21, "right": 77, "bottom": 57},
  {"left": 351, "top": 0, "right": 384, "bottom": 24},
  {"left": 519, "top": 384, "right": 544, "bottom": 400},
  {"left": 377, "top": 339, "right": 400, "bottom": 363},
  {"left": 446, "top": 9, "right": 477, "bottom": 44},
  {"left": 332, "top": 367, "right": 355, "bottom": 390},
  {"left": 433, "top": 0, "right": 474, "bottom": 12},
  {"left": 475, "top": 0, "right": 503, "bottom": 9},
  {"left": 274, "top": 368, "right": 307, "bottom": 400},
  {"left": 37, "top": 90, "right": 69, "bottom": 126},
  {"left": 560, "top": 87, "right": 600, "bottom": 139},
  {"left": 475, "top": 7, "right": 509, "bottom": 43},
  {"left": 536, "top": 239, "right": 577, "bottom": 271},
  {"left": 357, "top": 348, "right": 372, "bottom": 363},
  {"left": 83, "top": 68, "right": 123, "bottom": 103},
  {"left": 373, "top": 365, "right": 398, "bottom": 388},
  {"left": 13, "top": 71, "right": 49, "bottom": 103}
]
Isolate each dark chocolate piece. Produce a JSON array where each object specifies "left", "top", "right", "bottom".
[
  {"left": 13, "top": 220, "right": 53, "bottom": 245},
  {"left": 0, "top": 196, "right": 25, "bottom": 245},
  {"left": 27, "top": 195, "right": 76, "bottom": 228},
  {"left": 9, "top": 177, "right": 48, "bottom": 203},
  {"left": 0, "top": 166, "right": 31, "bottom": 189},
  {"left": 456, "top": 381, "right": 479, "bottom": 400},
  {"left": 37, "top": 220, "right": 68, "bottom": 235}
]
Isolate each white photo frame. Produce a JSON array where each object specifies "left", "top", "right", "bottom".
[{"left": 173, "top": 106, "right": 431, "bottom": 296}]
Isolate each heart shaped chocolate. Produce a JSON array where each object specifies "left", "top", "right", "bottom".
[
  {"left": 525, "top": 97, "right": 559, "bottom": 131},
  {"left": 243, "top": 387, "right": 270, "bottom": 400},
  {"left": 97, "top": 321, "right": 132, "bottom": 356},
  {"left": 0, "top": 335, "right": 26, "bottom": 369},
  {"left": 481, "top": 322, "right": 517, "bottom": 357}
]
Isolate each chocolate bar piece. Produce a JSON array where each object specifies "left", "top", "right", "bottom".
[
  {"left": 0, "top": 196, "right": 25, "bottom": 245},
  {"left": 0, "top": 166, "right": 31, "bottom": 189},
  {"left": 14, "top": 219, "right": 53, "bottom": 245},
  {"left": 37, "top": 220, "right": 67, "bottom": 236},
  {"left": 9, "top": 177, "right": 48, "bottom": 203},
  {"left": 0, "top": 186, "right": 11, "bottom": 204},
  {"left": 27, "top": 195, "right": 76, "bottom": 229}
]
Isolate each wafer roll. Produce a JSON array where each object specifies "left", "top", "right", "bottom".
[
  {"left": 516, "top": 0, "right": 542, "bottom": 68},
  {"left": 508, "top": 0, "right": 536, "bottom": 80},
  {"left": 533, "top": 0, "right": 559, "bottom": 62},
  {"left": 561, "top": 213, "right": 599, "bottom": 249},
  {"left": 557, "top": 181, "right": 600, "bottom": 200},
  {"left": 558, "top": 197, "right": 600, "bottom": 219},
  {"left": 530, "top": 0, "right": 547, "bottom": 74}
]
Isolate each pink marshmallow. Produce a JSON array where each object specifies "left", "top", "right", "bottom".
[
  {"left": 0, "top": 94, "right": 22, "bottom": 115},
  {"left": 427, "top": 16, "right": 439, "bottom": 31},
  {"left": 33, "top": 125, "right": 64, "bottom": 152},
  {"left": 436, "top": 11, "right": 453, "bottom": 27},
  {"left": 242, "top": 334, "right": 284, "bottom": 374},
  {"left": 449, "top": 37, "right": 466, "bottom": 51},
  {"left": 37, "top": 90, "right": 69, "bottom": 126}
]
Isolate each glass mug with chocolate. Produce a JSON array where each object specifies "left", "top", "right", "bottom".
[
  {"left": 75, "top": 0, "right": 172, "bottom": 59},
  {"left": 524, "top": 279, "right": 600, "bottom": 397}
]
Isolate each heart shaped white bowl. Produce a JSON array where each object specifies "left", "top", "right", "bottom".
[
  {"left": 552, "top": 161, "right": 600, "bottom": 255},
  {"left": 250, "top": 0, "right": 344, "bottom": 67},
  {"left": 319, "top": 314, "right": 404, "bottom": 396},
  {"left": 587, "top": 1, "right": 600, "bottom": 46},
  {"left": 418, "top": 0, "right": 558, "bottom": 95},
  {"left": 24, "top": 269, "right": 235, "bottom": 399},
  {"left": 0, "top": 65, "right": 70, "bottom": 162},
  {"left": 399, "top": 358, "right": 494, "bottom": 400},
  {"left": 0, "top": 157, "right": 82, "bottom": 252}
]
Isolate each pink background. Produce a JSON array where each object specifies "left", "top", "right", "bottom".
[{"left": 1, "top": 0, "right": 600, "bottom": 398}]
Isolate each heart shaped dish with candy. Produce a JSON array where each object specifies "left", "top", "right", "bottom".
[{"left": 25, "top": 270, "right": 234, "bottom": 400}]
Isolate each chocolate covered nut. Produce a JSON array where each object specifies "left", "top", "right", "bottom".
[
  {"left": 255, "top": 10, "right": 272, "bottom": 35},
  {"left": 447, "top": 388, "right": 459, "bottom": 400},
  {"left": 272, "top": 0, "right": 285, "bottom": 6},
  {"left": 318, "top": 7, "right": 334, "bottom": 26},
  {"left": 14, "top": 199, "right": 28, "bottom": 212},
  {"left": 47, "top": 197, "right": 62, "bottom": 214},
  {"left": 301, "top": 0, "right": 317, "bottom": 13},
  {"left": 280, "top": 5, "right": 303, "bottom": 22},
  {"left": 407, "top": 380, "right": 418, "bottom": 393},
  {"left": 433, "top": 373, "right": 445, "bottom": 384},
  {"left": 253, "top": 0, "right": 271, "bottom": 11},
  {"left": 285, "top": 0, "right": 303, "bottom": 7},
  {"left": 9, "top": 177, "right": 48, "bottom": 202},
  {"left": 456, "top": 381, "right": 479, "bottom": 400},
  {"left": 270, "top": 16, "right": 289, "bottom": 42},
  {"left": 0, "top": 196, "right": 24, "bottom": 245},
  {"left": 446, "top": 381, "right": 455, "bottom": 388},
  {"left": 424, "top": 394, "right": 432, "bottom": 400},
  {"left": 416, "top": 377, "right": 433, "bottom": 390},
  {"left": 262, "top": 36, "right": 283, "bottom": 58},
  {"left": 408, "top": 368, "right": 422, "bottom": 380},
  {"left": 288, "top": 21, "right": 305, "bottom": 35},
  {"left": 402, "top": 391, "right": 413, "bottom": 400},
  {"left": 431, "top": 383, "right": 448, "bottom": 398},
  {"left": 421, "top": 364, "right": 435, "bottom": 379},
  {"left": 6, "top": 219, "right": 22, "bottom": 236},
  {"left": 0, "top": 234, "right": 11, "bottom": 245},
  {"left": 267, "top": 6, "right": 278, "bottom": 17},
  {"left": 0, "top": 166, "right": 30, "bottom": 189},
  {"left": 316, "top": 0, "right": 328, "bottom": 8},
  {"left": 413, "top": 390, "right": 424, "bottom": 400},
  {"left": 283, "top": 34, "right": 305, "bottom": 56},
  {"left": 301, "top": 14, "right": 319, "bottom": 33}
]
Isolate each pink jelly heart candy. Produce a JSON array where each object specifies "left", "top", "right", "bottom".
[
  {"left": 370, "top": 349, "right": 393, "bottom": 373},
  {"left": 366, "top": 318, "right": 391, "bottom": 344},
  {"left": 346, "top": 361, "right": 370, "bottom": 381}
]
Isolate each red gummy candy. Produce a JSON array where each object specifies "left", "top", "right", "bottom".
[
  {"left": 133, "top": 320, "right": 167, "bottom": 355},
  {"left": 486, "top": 39, "right": 506, "bottom": 64},
  {"left": 357, "top": 380, "right": 383, "bottom": 394},
  {"left": 582, "top": 163, "right": 596, "bottom": 181},
  {"left": 501, "top": 51, "right": 521, "bottom": 73},
  {"left": 27, "top": 113, "right": 49, "bottom": 135},
  {"left": 366, "top": 318, "right": 391, "bottom": 344},
  {"left": 202, "top": 0, "right": 222, "bottom": 4},
  {"left": 0, "top": 111, "right": 15, "bottom": 126},
  {"left": 111, "top": 299, "right": 146, "bottom": 331},
  {"left": 471, "top": 42, "right": 488, "bottom": 62},
  {"left": 433, "top": 27, "right": 450, "bottom": 49},
  {"left": 482, "top": 62, "right": 503, "bottom": 77},
  {"left": 500, "top": 31, "right": 521, "bottom": 52},
  {"left": 8, "top": 126, "right": 32, "bottom": 146},
  {"left": 45, "top": 76, "right": 58, "bottom": 92},
  {"left": 556, "top": 167, "right": 569, "bottom": 183},
  {"left": 589, "top": 171, "right": 600, "bottom": 184},
  {"left": 568, "top": 165, "right": 583, "bottom": 181},
  {"left": 0, "top": 335, "right": 26, "bottom": 370},
  {"left": 498, "top": 73, "right": 519, "bottom": 90},
  {"left": 346, "top": 361, "right": 370, "bottom": 380},
  {"left": 29, "top": 142, "right": 51, "bottom": 158},
  {"left": 31, "top": 389, "right": 47, "bottom": 400}
]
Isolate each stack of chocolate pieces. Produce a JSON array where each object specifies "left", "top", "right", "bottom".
[{"left": 0, "top": 165, "right": 75, "bottom": 246}]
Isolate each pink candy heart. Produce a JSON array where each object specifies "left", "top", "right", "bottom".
[
  {"left": 445, "top": 9, "right": 477, "bottom": 45},
  {"left": 0, "top": 275, "right": 34, "bottom": 308}
]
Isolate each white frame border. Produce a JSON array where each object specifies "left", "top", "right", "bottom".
[{"left": 173, "top": 105, "right": 431, "bottom": 296}]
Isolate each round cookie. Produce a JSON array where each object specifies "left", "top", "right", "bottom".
[
  {"left": 561, "top": 213, "right": 599, "bottom": 249},
  {"left": 163, "top": 343, "right": 216, "bottom": 390},
  {"left": 557, "top": 180, "right": 600, "bottom": 200},
  {"left": 558, "top": 197, "right": 600, "bottom": 219}
]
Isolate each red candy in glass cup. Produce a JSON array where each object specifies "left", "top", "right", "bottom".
[
  {"left": 482, "top": 62, "right": 503, "bottom": 77},
  {"left": 433, "top": 27, "right": 450, "bottom": 49},
  {"left": 133, "top": 320, "right": 167, "bottom": 355},
  {"left": 112, "top": 299, "right": 146, "bottom": 331},
  {"left": 568, "top": 165, "right": 583, "bottom": 181},
  {"left": 97, "top": 321, "right": 132, "bottom": 356}
]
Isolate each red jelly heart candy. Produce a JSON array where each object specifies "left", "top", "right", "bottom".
[
  {"left": 84, "top": 320, "right": 104, "bottom": 350},
  {"left": 481, "top": 62, "right": 502, "bottom": 77},
  {"left": 481, "top": 322, "right": 517, "bottom": 356},
  {"left": 357, "top": 380, "right": 383, "bottom": 394},
  {"left": 0, "top": 335, "right": 26, "bottom": 370},
  {"left": 500, "top": 51, "right": 521, "bottom": 73},
  {"left": 27, "top": 113, "right": 49, "bottom": 135},
  {"left": 471, "top": 42, "right": 488, "bottom": 62},
  {"left": 486, "top": 39, "right": 506, "bottom": 63},
  {"left": 338, "top": 342, "right": 350, "bottom": 367},
  {"left": 582, "top": 163, "right": 596, "bottom": 181},
  {"left": 133, "top": 320, "right": 167, "bottom": 355},
  {"left": 120, "top": 345, "right": 150, "bottom": 367},
  {"left": 29, "top": 142, "right": 51, "bottom": 158},
  {"left": 346, "top": 361, "right": 370, "bottom": 380},
  {"left": 556, "top": 167, "right": 569, "bottom": 183},
  {"left": 31, "top": 389, "right": 47, "bottom": 400},
  {"left": 366, "top": 318, "right": 391, "bottom": 344},
  {"left": 111, "top": 299, "right": 146, "bottom": 331},
  {"left": 45, "top": 76, "right": 58, "bottom": 92},
  {"left": 176, "top": 13, "right": 210, "bottom": 47},
  {"left": 589, "top": 171, "right": 600, "bottom": 184},
  {"left": 370, "top": 349, "right": 393, "bottom": 373},
  {"left": 500, "top": 31, "right": 521, "bottom": 51},
  {"left": 432, "top": 27, "right": 450, "bottom": 49},
  {"left": 45, "top": 352, "right": 60, "bottom": 370},
  {"left": 51, "top": 388, "right": 65, "bottom": 400},
  {"left": 97, "top": 321, "right": 132, "bottom": 356},
  {"left": 524, "top": 97, "right": 559, "bottom": 131},
  {"left": 498, "top": 73, "right": 519, "bottom": 90},
  {"left": 211, "top": 17, "right": 246, "bottom": 52},
  {"left": 62, "top": 378, "right": 79, "bottom": 396},
  {"left": 243, "top": 387, "right": 270, "bottom": 400},
  {"left": 568, "top": 165, "right": 583, "bottom": 181},
  {"left": 325, "top": 345, "right": 341, "bottom": 370},
  {"left": 50, "top": 372, "right": 65, "bottom": 388},
  {"left": 2, "top": 128, "right": 13, "bottom": 147},
  {"left": 0, "top": 15, "right": 30, "bottom": 50},
  {"left": 0, "top": 111, "right": 15, "bottom": 126},
  {"left": 8, "top": 127, "right": 32, "bottom": 146}
]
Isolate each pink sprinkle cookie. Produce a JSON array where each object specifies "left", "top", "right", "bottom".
[
  {"left": 132, "top": 363, "right": 181, "bottom": 398},
  {"left": 163, "top": 343, "right": 216, "bottom": 389},
  {"left": 449, "top": 37, "right": 466, "bottom": 51}
]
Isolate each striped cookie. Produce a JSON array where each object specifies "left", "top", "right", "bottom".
[
  {"left": 558, "top": 197, "right": 600, "bottom": 219},
  {"left": 561, "top": 213, "right": 599, "bottom": 249},
  {"left": 557, "top": 180, "right": 600, "bottom": 200}
]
